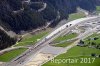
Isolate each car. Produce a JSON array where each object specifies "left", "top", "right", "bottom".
[
  {"left": 70, "top": 24, "right": 72, "bottom": 26},
  {"left": 66, "top": 25, "right": 68, "bottom": 27}
]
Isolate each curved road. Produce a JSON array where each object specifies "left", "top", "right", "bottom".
[{"left": 13, "top": 0, "right": 47, "bottom": 14}]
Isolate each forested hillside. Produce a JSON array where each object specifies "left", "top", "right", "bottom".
[
  {"left": 0, "top": 0, "right": 100, "bottom": 49},
  {"left": 0, "top": 0, "right": 99, "bottom": 33},
  {"left": 0, "top": 29, "right": 16, "bottom": 50}
]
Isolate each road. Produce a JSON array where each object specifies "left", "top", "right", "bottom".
[
  {"left": 40, "top": 23, "right": 100, "bottom": 66},
  {"left": 2, "top": 16, "right": 99, "bottom": 66},
  {"left": 24, "top": 0, "right": 30, "bottom": 3},
  {"left": 30, "top": 2, "right": 47, "bottom": 12},
  {"left": 13, "top": 0, "right": 47, "bottom": 14},
  {"left": 38, "top": 2, "right": 47, "bottom": 12}
]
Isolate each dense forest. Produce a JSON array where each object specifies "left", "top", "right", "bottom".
[
  {"left": 0, "top": 29, "right": 16, "bottom": 50},
  {"left": 0, "top": 0, "right": 99, "bottom": 33}
]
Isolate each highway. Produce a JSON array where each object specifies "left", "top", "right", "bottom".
[{"left": 2, "top": 16, "right": 99, "bottom": 66}]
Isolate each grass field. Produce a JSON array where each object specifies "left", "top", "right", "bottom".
[
  {"left": 84, "top": 33, "right": 100, "bottom": 45},
  {"left": 53, "top": 33, "right": 77, "bottom": 43},
  {"left": 96, "top": 6, "right": 100, "bottom": 11},
  {"left": 53, "top": 39, "right": 77, "bottom": 47},
  {"left": 52, "top": 33, "right": 77, "bottom": 47},
  {"left": 68, "top": 12, "right": 85, "bottom": 21},
  {"left": 0, "top": 30, "right": 49, "bottom": 62},
  {"left": 43, "top": 33, "right": 100, "bottom": 66},
  {"left": 96, "top": 6, "right": 100, "bottom": 14},
  {"left": 15, "top": 31, "right": 48, "bottom": 46},
  {"left": 0, "top": 48, "right": 27, "bottom": 62},
  {"left": 43, "top": 46, "right": 100, "bottom": 66}
]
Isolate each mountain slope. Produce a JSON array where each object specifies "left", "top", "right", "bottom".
[
  {"left": 0, "top": 0, "right": 99, "bottom": 33},
  {"left": 0, "top": 0, "right": 100, "bottom": 49},
  {"left": 0, "top": 29, "right": 16, "bottom": 50}
]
